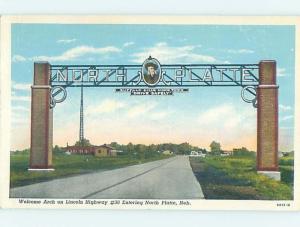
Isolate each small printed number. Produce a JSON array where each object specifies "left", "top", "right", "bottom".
[{"left": 276, "top": 203, "right": 290, "bottom": 207}]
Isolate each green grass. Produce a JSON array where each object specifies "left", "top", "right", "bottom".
[
  {"left": 279, "top": 155, "right": 294, "bottom": 186},
  {"left": 10, "top": 151, "right": 171, "bottom": 188},
  {"left": 190, "top": 156, "right": 293, "bottom": 200},
  {"left": 279, "top": 156, "right": 294, "bottom": 166}
]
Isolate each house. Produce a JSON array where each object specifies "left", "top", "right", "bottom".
[
  {"left": 94, "top": 144, "right": 117, "bottom": 157},
  {"left": 64, "top": 146, "right": 95, "bottom": 155},
  {"left": 64, "top": 144, "right": 117, "bottom": 157}
]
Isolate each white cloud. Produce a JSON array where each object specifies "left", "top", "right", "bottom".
[
  {"left": 11, "top": 111, "right": 30, "bottom": 124},
  {"left": 280, "top": 115, "right": 294, "bottom": 122},
  {"left": 57, "top": 38, "right": 77, "bottom": 44},
  {"left": 86, "top": 99, "right": 126, "bottom": 115},
  {"left": 127, "top": 102, "right": 157, "bottom": 118},
  {"left": 123, "top": 42, "right": 135, "bottom": 47},
  {"left": 12, "top": 82, "right": 31, "bottom": 91},
  {"left": 198, "top": 104, "right": 235, "bottom": 126},
  {"left": 12, "top": 105, "right": 29, "bottom": 112},
  {"left": 226, "top": 49, "right": 254, "bottom": 54},
  {"left": 193, "top": 103, "right": 257, "bottom": 150},
  {"left": 279, "top": 104, "right": 292, "bottom": 112},
  {"left": 12, "top": 55, "right": 26, "bottom": 62},
  {"left": 190, "top": 102, "right": 293, "bottom": 151},
  {"left": 32, "top": 45, "right": 121, "bottom": 62},
  {"left": 278, "top": 67, "right": 287, "bottom": 77},
  {"left": 11, "top": 116, "right": 28, "bottom": 124},
  {"left": 11, "top": 95, "right": 30, "bottom": 102},
  {"left": 130, "top": 42, "right": 218, "bottom": 64},
  {"left": 150, "top": 110, "right": 172, "bottom": 120},
  {"left": 197, "top": 103, "right": 256, "bottom": 133},
  {"left": 87, "top": 99, "right": 169, "bottom": 120},
  {"left": 13, "top": 45, "right": 122, "bottom": 63}
]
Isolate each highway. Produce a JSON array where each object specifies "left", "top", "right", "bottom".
[{"left": 10, "top": 156, "right": 204, "bottom": 199}]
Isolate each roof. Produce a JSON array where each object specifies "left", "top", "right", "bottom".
[
  {"left": 64, "top": 146, "right": 96, "bottom": 150},
  {"left": 97, "top": 144, "right": 114, "bottom": 150},
  {"left": 63, "top": 144, "right": 115, "bottom": 150}
]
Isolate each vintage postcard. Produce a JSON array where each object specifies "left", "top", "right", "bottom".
[{"left": 0, "top": 16, "right": 299, "bottom": 210}]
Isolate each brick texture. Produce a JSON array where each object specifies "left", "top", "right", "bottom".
[
  {"left": 257, "top": 61, "right": 278, "bottom": 171},
  {"left": 30, "top": 62, "right": 53, "bottom": 169}
]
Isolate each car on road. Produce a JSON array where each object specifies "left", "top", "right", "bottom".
[{"left": 189, "top": 151, "right": 206, "bottom": 158}]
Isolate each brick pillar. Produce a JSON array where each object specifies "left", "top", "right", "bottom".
[
  {"left": 257, "top": 60, "right": 280, "bottom": 180},
  {"left": 29, "top": 62, "right": 53, "bottom": 170}
]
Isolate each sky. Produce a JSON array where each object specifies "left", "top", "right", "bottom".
[{"left": 11, "top": 24, "right": 295, "bottom": 151}]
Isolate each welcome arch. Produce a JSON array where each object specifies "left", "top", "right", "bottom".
[{"left": 29, "top": 58, "right": 280, "bottom": 180}]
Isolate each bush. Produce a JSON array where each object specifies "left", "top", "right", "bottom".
[
  {"left": 280, "top": 166, "right": 294, "bottom": 185},
  {"left": 279, "top": 157, "right": 294, "bottom": 166},
  {"left": 233, "top": 147, "right": 255, "bottom": 157}
]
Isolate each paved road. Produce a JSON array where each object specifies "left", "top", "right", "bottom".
[{"left": 10, "top": 156, "right": 204, "bottom": 199}]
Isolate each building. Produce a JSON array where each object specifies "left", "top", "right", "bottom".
[
  {"left": 64, "top": 144, "right": 117, "bottom": 157},
  {"left": 65, "top": 146, "right": 95, "bottom": 155},
  {"left": 94, "top": 144, "right": 117, "bottom": 157}
]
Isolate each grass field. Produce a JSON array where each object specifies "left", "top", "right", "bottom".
[
  {"left": 10, "top": 151, "right": 171, "bottom": 188},
  {"left": 190, "top": 155, "right": 294, "bottom": 200}
]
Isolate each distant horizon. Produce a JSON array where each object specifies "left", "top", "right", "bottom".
[
  {"left": 11, "top": 24, "right": 295, "bottom": 152},
  {"left": 10, "top": 140, "right": 294, "bottom": 153}
]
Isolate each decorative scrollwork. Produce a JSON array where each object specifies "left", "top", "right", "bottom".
[
  {"left": 241, "top": 86, "right": 257, "bottom": 108},
  {"left": 50, "top": 86, "right": 67, "bottom": 108}
]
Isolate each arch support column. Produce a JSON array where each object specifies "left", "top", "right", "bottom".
[
  {"left": 29, "top": 62, "right": 54, "bottom": 170},
  {"left": 257, "top": 60, "right": 280, "bottom": 180}
]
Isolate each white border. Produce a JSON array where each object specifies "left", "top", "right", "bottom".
[{"left": 0, "top": 15, "right": 299, "bottom": 210}]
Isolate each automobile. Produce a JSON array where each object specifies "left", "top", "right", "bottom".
[
  {"left": 189, "top": 151, "right": 206, "bottom": 157},
  {"left": 198, "top": 153, "right": 206, "bottom": 158},
  {"left": 220, "top": 153, "right": 231, "bottom": 157}
]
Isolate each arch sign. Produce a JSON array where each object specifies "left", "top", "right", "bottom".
[{"left": 30, "top": 58, "right": 279, "bottom": 180}]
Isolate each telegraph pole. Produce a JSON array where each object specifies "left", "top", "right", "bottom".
[{"left": 79, "top": 85, "right": 84, "bottom": 143}]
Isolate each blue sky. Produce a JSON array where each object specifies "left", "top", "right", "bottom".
[{"left": 11, "top": 24, "right": 295, "bottom": 151}]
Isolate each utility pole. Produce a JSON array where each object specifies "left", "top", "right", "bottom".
[{"left": 79, "top": 85, "right": 84, "bottom": 143}]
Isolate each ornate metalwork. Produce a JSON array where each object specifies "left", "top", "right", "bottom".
[
  {"left": 50, "top": 64, "right": 259, "bottom": 87},
  {"left": 50, "top": 86, "right": 67, "bottom": 108},
  {"left": 241, "top": 86, "right": 257, "bottom": 108},
  {"left": 49, "top": 59, "right": 260, "bottom": 108}
]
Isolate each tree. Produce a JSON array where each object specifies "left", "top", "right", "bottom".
[
  {"left": 199, "top": 148, "right": 207, "bottom": 154},
  {"left": 210, "top": 141, "right": 221, "bottom": 155},
  {"left": 233, "top": 147, "right": 255, "bottom": 157},
  {"left": 149, "top": 144, "right": 157, "bottom": 152},
  {"left": 127, "top": 142, "right": 134, "bottom": 153},
  {"left": 178, "top": 142, "right": 191, "bottom": 155},
  {"left": 75, "top": 138, "right": 92, "bottom": 147},
  {"left": 53, "top": 145, "right": 61, "bottom": 153},
  {"left": 110, "top": 142, "right": 120, "bottom": 149}
]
